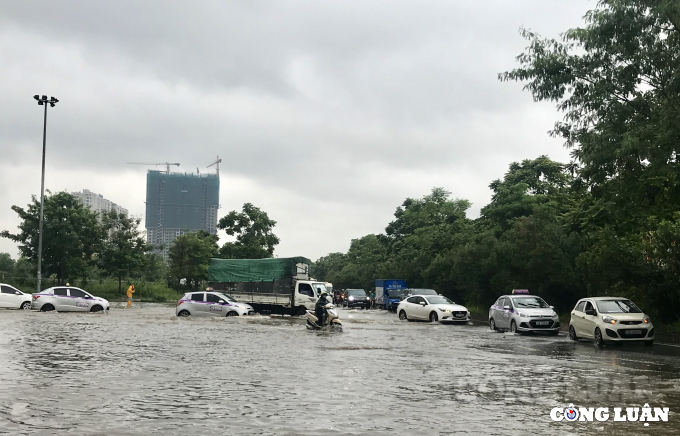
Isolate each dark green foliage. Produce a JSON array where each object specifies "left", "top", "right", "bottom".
[
  {"left": 0, "top": 253, "right": 14, "bottom": 278},
  {"left": 1, "top": 191, "right": 103, "bottom": 285},
  {"left": 217, "top": 203, "right": 280, "bottom": 259},
  {"left": 168, "top": 230, "right": 218, "bottom": 289},
  {"left": 314, "top": 1, "right": 680, "bottom": 326},
  {"left": 98, "top": 210, "right": 148, "bottom": 292}
]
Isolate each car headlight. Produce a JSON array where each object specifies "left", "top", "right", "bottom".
[
  {"left": 349, "top": 296, "right": 355, "bottom": 301},
  {"left": 643, "top": 316, "right": 651, "bottom": 324},
  {"left": 552, "top": 311, "right": 559, "bottom": 318},
  {"left": 519, "top": 312, "right": 529, "bottom": 318},
  {"left": 602, "top": 315, "right": 617, "bottom": 324},
  {"left": 438, "top": 308, "right": 450, "bottom": 313}
]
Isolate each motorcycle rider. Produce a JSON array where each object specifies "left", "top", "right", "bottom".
[{"left": 315, "top": 290, "right": 331, "bottom": 327}]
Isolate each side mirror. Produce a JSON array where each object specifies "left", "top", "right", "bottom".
[
  {"left": 420, "top": 302, "right": 426, "bottom": 306},
  {"left": 504, "top": 306, "right": 511, "bottom": 310},
  {"left": 219, "top": 300, "right": 225, "bottom": 304},
  {"left": 586, "top": 309, "right": 597, "bottom": 316},
  {"left": 550, "top": 306, "right": 554, "bottom": 309},
  {"left": 15, "top": 291, "right": 21, "bottom": 295}
]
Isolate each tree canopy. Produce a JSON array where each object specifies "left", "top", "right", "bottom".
[
  {"left": 217, "top": 203, "right": 280, "bottom": 259},
  {"left": 1, "top": 191, "right": 103, "bottom": 285}
]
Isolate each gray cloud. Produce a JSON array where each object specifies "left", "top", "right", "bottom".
[{"left": 0, "top": 0, "right": 591, "bottom": 260}]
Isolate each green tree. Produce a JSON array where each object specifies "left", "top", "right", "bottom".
[
  {"left": 0, "top": 253, "right": 14, "bottom": 278},
  {"left": 1, "top": 192, "right": 103, "bottom": 285},
  {"left": 500, "top": 1, "right": 680, "bottom": 233},
  {"left": 141, "top": 252, "right": 169, "bottom": 283},
  {"left": 217, "top": 203, "right": 280, "bottom": 259},
  {"left": 168, "top": 231, "right": 218, "bottom": 289},
  {"left": 98, "top": 210, "right": 148, "bottom": 293},
  {"left": 311, "top": 252, "right": 348, "bottom": 282}
]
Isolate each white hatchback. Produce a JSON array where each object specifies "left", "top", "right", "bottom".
[
  {"left": 0, "top": 284, "right": 32, "bottom": 310},
  {"left": 569, "top": 297, "right": 654, "bottom": 346},
  {"left": 176, "top": 291, "right": 254, "bottom": 317},
  {"left": 397, "top": 295, "right": 470, "bottom": 323},
  {"left": 32, "top": 286, "right": 110, "bottom": 312}
]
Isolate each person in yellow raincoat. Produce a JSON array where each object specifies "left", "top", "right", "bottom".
[{"left": 127, "top": 285, "right": 135, "bottom": 307}]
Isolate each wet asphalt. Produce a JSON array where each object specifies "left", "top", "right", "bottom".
[{"left": 0, "top": 304, "right": 679, "bottom": 435}]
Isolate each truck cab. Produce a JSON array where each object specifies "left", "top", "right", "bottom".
[{"left": 295, "top": 281, "right": 328, "bottom": 311}]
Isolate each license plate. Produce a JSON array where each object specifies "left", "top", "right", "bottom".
[
  {"left": 536, "top": 321, "right": 550, "bottom": 325},
  {"left": 627, "top": 330, "right": 642, "bottom": 335},
  {"left": 454, "top": 314, "right": 464, "bottom": 318}
]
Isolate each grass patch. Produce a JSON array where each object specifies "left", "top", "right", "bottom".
[
  {"left": 84, "top": 281, "right": 183, "bottom": 302},
  {"left": 4, "top": 279, "right": 183, "bottom": 303}
]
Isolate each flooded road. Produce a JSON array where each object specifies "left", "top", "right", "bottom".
[{"left": 0, "top": 305, "right": 679, "bottom": 435}]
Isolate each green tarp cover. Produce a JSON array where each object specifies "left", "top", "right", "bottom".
[{"left": 208, "top": 257, "right": 311, "bottom": 282}]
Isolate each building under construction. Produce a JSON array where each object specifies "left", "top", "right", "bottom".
[{"left": 145, "top": 171, "right": 220, "bottom": 260}]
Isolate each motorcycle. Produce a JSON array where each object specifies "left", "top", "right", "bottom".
[{"left": 306, "top": 303, "right": 343, "bottom": 332}]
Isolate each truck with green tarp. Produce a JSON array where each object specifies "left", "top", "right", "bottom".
[{"left": 208, "top": 257, "right": 329, "bottom": 315}]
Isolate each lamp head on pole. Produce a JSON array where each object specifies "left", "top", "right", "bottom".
[{"left": 34, "top": 95, "right": 59, "bottom": 107}]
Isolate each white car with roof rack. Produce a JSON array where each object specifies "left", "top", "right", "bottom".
[
  {"left": 488, "top": 289, "right": 560, "bottom": 334},
  {"left": 31, "top": 286, "right": 109, "bottom": 312},
  {"left": 176, "top": 290, "right": 254, "bottom": 317},
  {"left": 0, "top": 284, "right": 32, "bottom": 310},
  {"left": 569, "top": 297, "right": 654, "bottom": 346}
]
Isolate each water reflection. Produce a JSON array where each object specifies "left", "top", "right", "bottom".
[{"left": 0, "top": 307, "right": 678, "bottom": 435}]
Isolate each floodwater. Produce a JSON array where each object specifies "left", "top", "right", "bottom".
[{"left": 0, "top": 305, "right": 679, "bottom": 435}]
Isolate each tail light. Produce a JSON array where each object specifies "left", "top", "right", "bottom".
[
  {"left": 33, "top": 295, "right": 40, "bottom": 300},
  {"left": 177, "top": 300, "right": 183, "bottom": 306}
]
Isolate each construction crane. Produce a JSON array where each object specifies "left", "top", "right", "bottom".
[
  {"left": 127, "top": 162, "right": 180, "bottom": 174},
  {"left": 206, "top": 156, "right": 222, "bottom": 178}
]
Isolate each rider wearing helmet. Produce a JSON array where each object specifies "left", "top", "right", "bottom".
[{"left": 315, "top": 290, "right": 331, "bottom": 327}]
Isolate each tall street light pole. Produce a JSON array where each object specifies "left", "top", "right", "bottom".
[{"left": 33, "top": 95, "right": 58, "bottom": 294}]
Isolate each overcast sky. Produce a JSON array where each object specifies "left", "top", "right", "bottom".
[{"left": 0, "top": 0, "right": 593, "bottom": 261}]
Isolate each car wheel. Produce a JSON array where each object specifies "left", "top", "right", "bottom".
[
  {"left": 399, "top": 310, "right": 407, "bottom": 321},
  {"left": 20, "top": 302, "right": 31, "bottom": 310},
  {"left": 569, "top": 325, "right": 578, "bottom": 341},
  {"left": 41, "top": 304, "right": 55, "bottom": 312},
  {"left": 644, "top": 340, "right": 654, "bottom": 346},
  {"left": 177, "top": 310, "right": 191, "bottom": 317},
  {"left": 510, "top": 320, "right": 518, "bottom": 333},
  {"left": 226, "top": 311, "right": 238, "bottom": 317},
  {"left": 90, "top": 305, "right": 104, "bottom": 313},
  {"left": 429, "top": 311, "right": 438, "bottom": 323},
  {"left": 594, "top": 328, "right": 605, "bottom": 347},
  {"left": 489, "top": 318, "right": 497, "bottom": 331}
]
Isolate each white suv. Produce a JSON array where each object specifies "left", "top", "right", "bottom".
[
  {"left": 0, "top": 284, "right": 32, "bottom": 310},
  {"left": 32, "top": 286, "right": 110, "bottom": 312}
]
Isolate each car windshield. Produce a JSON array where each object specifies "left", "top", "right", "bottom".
[
  {"left": 425, "top": 296, "right": 454, "bottom": 305},
  {"left": 388, "top": 289, "right": 408, "bottom": 299},
  {"left": 348, "top": 289, "right": 366, "bottom": 296},
  {"left": 312, "top": 283, "right": 328, "bottom": 295},
  {"left": 411, "top": 289, "right": 437, "bottom": 295},
  {"left": 511, "top": 297, "right": 549, "bottom": 309},
  {"left": 215, "top": 293, "right": 236, "bottom": 302},
  {"left": 595, "top": 299, "right": 642, "bottom": 314}
]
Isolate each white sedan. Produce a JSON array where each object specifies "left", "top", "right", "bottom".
[
  {"left": 398, "top": 295, "right": 470, "bottom": 323},
  {"left": 0, "top": 284, "right": 32, "bottom": 310},
  {"left": 176, "top": 291, "right": 254, "bottom": 317},
  {"left": 32, "top": 286, "right": 110, "bottom": 312}
]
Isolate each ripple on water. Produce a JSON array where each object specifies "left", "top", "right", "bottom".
[{"left": 0, "top": 308, "right": 678, "bottom": 435}]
